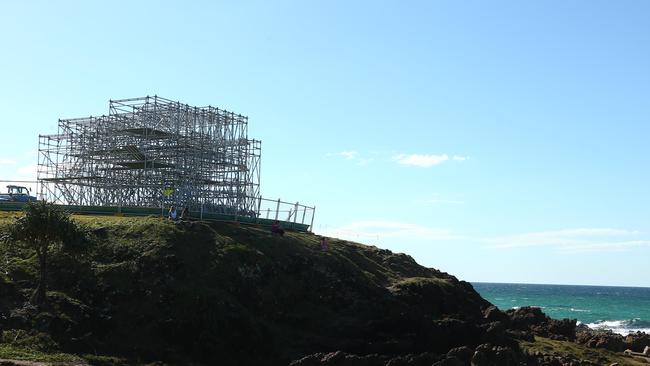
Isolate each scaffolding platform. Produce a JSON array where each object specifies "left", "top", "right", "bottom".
[{"left": 38, "top": 96, "right": 262, "bottom": 216}]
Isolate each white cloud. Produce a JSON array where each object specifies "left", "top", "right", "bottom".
[
  {"left": 393, "top": 153, "right": 449, "bottom": 167},
  {"left": 327, "top": 150, "right": 373, "bottom": 166},
  {"left": 392, "top": 153, "right": 469, "bottom": 167},
  {"left": 561, "top": 240, "right": 650, "bottom": 252},
  {"left": 16, "top": 164, "right": 38, "bottom": 180},
  {"left": 426, "top": 199, "right": 465, "bottom": 205},
  {"left": 338, "top": 151, "right": 358, "bottom": 160},
  {"left": 486, "top": 228, "right": 648, "bottom": 252},
  {"left": 320, "top": 219, "right": 461, "bottom": 243},
  {"left": 0, "top": 159, "right": 16, "bottom": 165}
]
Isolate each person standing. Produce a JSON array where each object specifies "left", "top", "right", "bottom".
[
  {"left": 180, "top": 207, "right": 189, "bottom": 221},
  {"left": 320, "top": 237, "right": 329, "bottom": 251},
  {"left": 168, "top": 206, "right": 178, "bottom": 221}
]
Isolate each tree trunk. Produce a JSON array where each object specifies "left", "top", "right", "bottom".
[{"left": 30, "top": 247, "right": 47, "bottom": 306}]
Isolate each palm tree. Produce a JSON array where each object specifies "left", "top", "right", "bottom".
[{"left": 2, "top": 201, "right": 80, "bottom": 306}]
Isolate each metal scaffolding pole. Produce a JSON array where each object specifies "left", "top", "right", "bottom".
[{"left": 38, "top": 96, "right": 262, "bottom": 216}]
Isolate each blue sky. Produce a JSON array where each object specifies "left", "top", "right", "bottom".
[{"left": 1, "top": 1, "right": 649, "bottom": 286}]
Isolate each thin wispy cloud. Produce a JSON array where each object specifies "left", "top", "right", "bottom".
[
  {"left": 321, "top": 220, "right": 461, "bottom": 243},
  {"left": 393, "top": 153, "right": 469, "bottom": 167},
  {"left": 561, "top": 240, "right": 650, "bottom": 253},
  {"left": 16, "top": 164, "right": 38, "bottom": 180},
  {"left": 338, "top": 151, "right": 358, "bottom": 160},
  {"left": 327, "top": 150, "right": 373, "bottom": 166},
  {"left": 394, "top": 153, "right": 448, "bottom": 167},
  {"left": 0, "top": 159, "right": 16, "bottom": 165},
  {"left": 486, "top": 228, "right": 648, "bottom": 253},
  {"left": 426, "top": 199, "right": 465, "bottom": 205}
]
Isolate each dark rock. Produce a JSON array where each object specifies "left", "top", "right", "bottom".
[
  {"left": 471, "top": 343, "right": 519, "bottom": 366},
  {"left": 433, "top": 356, "right": 463, "bottom": 366},
  {"left": 576, "top": 330, "right": 625, "bottom": 352},
  {"left": 388, "top": 278, "right": 488, "bottom": 323},
  {"left": 446, "top": 346, "right": 473, "bottom": 363},
  {"left": 534, "top": 318, "right": 577, "bottom": 341},
  {"left": 624, "top": 331, "right": 650, "bottom": 353},
  {"left": 289, "top": 351, "right": 386, "bottom": 366},
  {"left": 506, "top": 306, "right": 577, "bottom": 341},
  {"left": 471, "top": 349, "right": 489, "bottom": 366},
  {"left": 505, "top": 329, "right": 535, "bottom": 342},
  {"left": 481, "top": 321, "right": 506, "bottom": 345},
  {"left": 384, "top": 352, "right": 440, "bottom": 366},
  {"left": 506, "top": 307, "right": 547, "bottom": 330},
  {"left": 290, "top": 353, "right": 328, "bottom": 366},
  {"left": 423, "top": 318, "right": 483, "bottom": 353},
  {"left": 483, "top": 305, "right": 509, "bottom": 323}
]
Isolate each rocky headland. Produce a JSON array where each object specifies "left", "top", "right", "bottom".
[{"left": 0, "top": 214, "right": 648, "bottom": 365}]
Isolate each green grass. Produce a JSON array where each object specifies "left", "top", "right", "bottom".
[
  {"left": 0, "top": 211, "right": 491, "bottom": 365},
  {"left": 521, "top": 337, "right": 649, "bottom": 366},
  {"left": 0, "top": 343, "right": 84, "bottom": 364},
  {"left": 392, "top": 276, "right": 452, "bottom": 287}
]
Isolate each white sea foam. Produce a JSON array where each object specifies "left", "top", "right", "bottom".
[
  {"left": 510, "top": 305, "right": 545, "bottom": 310},
  {"left": 586, "top": 319, "right": 650, "bottom": 335},
  {"left": 569, "top": 308, "right": 590, "bottom": 313}
]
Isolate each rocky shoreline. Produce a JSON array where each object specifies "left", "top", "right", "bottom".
[
  {"left": 289, "top": 306, "right": 650, "bottom": 365},
  {"left": 576, "top": 324, "right": 650, "bottom": 355}
]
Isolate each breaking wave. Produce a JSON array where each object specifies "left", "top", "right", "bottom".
[{"left": 586, "top": 318, "right": 650, "bottom": 335}]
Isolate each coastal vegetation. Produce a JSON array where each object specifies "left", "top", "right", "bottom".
[{"left": 0, "top": 209, "right": 648, "bottom": 365}]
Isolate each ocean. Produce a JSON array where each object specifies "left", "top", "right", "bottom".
[{"left": 472, "top": 282, "right": 650, "bottom": 335}]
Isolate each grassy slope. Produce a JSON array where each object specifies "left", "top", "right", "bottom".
[
  {"left": 521, "top": 337, "right": 649, "bottom": 365},
  {"left": 0, "top": 212, "right": 488, "bottom": 365},
  {"left": 3, "top": 212, "right": 642, "bottom": 365}
]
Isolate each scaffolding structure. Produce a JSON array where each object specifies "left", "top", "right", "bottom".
[{"left": 38, "top": 96, "right": 261, "bottom": 215}]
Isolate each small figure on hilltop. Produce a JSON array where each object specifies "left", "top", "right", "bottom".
[
  {"left": 271, "top": 220, "right": 285, "bottom": 237},
  {"left": 180, "top": 207, "right": 189, "bottom": 221},
  {"left": 320, "top": 237, "right": 329, "bottom": 251},
  {"left": 168, "top": 206, "right": 178, "bottom": 221}
]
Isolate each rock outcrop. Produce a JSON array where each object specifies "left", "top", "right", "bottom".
[
  {"left": 0, "top": 218, "right": 496, "bottom": 365},
  {"left": 0, "top": 216, "right": 646, "bottom": 366}
]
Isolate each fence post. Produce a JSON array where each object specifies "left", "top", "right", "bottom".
[
  {"left": 301, "top": 204, "right": 307, "bottom": 224},
  {"left": 274, "top": 198, "right": 280, "bottom": 220},
  {"left": 309, "top": 206, "right": 316, "bottom": 232},
  {"left": 293, "top": 202, "right": 299, "bottom": 224},
  {"left": 200, "top": 202, "right": 204, "bottom": 220},
  {"left": 256, "top": 196, "right": 262, "bottom": 224},
  {"left": 266, "top": 208, "right": 270, "bottom": 219}
]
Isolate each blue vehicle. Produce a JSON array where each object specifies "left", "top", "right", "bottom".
[{"left": 0, "top": 185, "right": 37, "bottom": 203}]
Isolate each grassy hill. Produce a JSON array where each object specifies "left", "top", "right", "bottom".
[
  {"left": 0, "top": 213, "right": 491, "bottom": 365},
  {"left": 0, "top": 212, "right": 647, "bottom": 365}
]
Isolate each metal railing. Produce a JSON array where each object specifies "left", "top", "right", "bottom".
[
  {"left": 256, "top": 197, "right": 316, "bottom": 230},
  {"left": 1, "top": 180, "right": 316, "bottom": 231}
]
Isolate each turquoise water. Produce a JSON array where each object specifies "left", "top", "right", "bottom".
[{"left": 472, "top": 282, "right": 650, "bottom": 335}]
